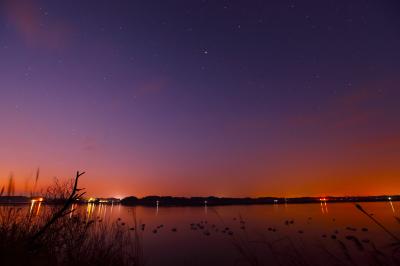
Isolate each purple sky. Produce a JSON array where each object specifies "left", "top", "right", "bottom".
[{"left": 0, "top": 0, "right": 399, "bottom": 198}]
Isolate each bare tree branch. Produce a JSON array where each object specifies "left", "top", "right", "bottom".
[{"left": 29, "top": 171, "right": 85, "bottom": 247}]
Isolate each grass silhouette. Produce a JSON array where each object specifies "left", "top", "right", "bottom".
[{"left": 0, "top": 171, "right": 143, "bottom": 266}]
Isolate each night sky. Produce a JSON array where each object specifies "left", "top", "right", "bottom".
[{"left": 1, "top": 0, "right": 399, "bottom": 198}]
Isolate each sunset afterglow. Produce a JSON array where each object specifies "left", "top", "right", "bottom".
[{"left": 0, "top": 1, "right": 399, "bottom": 198}]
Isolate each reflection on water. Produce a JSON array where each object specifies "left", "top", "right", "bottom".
[
  {"left": 16, "top": 201, "right": 400, "bottom": 265},
  {"left": 156, "top": 200, "right": 159, "bottom": 216},
  {"left": 389, "top": 198, "right": 395, "bottom": 213},
  {"left": 29, "top": 197, "right": 43, "bottom": 216},
  {"left": 320, "top": 201, "right": 328, "bottom": 213}
]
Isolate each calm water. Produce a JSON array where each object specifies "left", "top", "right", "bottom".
[{"left": 25, "top": 201, "right": 400, "bottom": 265}]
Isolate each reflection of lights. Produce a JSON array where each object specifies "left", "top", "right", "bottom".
[
  {"left": 30, "top": 200, "right": 35, "bottom": 214},
  {"left": 155, "top": 200, "right": 159, "bottom": 216},
  {"left": 36, "top": 202, "right": 42, "bottom": 216},
  {"left": 86, "top": 203, "right": 95, "bottom": 221},
  {"left": 388, "top": 197, "right": 395, "bottom": 213},
  {"left": 320, "top": 199, "right": 328, "bottom": 214},
  {"left": 30, "top": 197, "right": 44, "bottom": 215}
]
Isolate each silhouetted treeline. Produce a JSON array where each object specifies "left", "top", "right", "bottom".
[
  {"left": 0, "top": 195, "right": 398, "bottom": 206},
  {"left": 120, "top": 195, "right": 400, "bottom": 206}
]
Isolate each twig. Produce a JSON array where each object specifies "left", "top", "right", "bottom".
[{"left": 29, "top": 171, "right": 85, "bottom": 246}]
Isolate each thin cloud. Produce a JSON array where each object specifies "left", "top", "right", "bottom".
[{"left": 2, "top": 0, "right": 73, "bottom": 50}]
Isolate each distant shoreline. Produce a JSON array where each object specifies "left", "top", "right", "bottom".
[
  {"left": 1, "top": 195, "right": 397, "bottom": 206},
  {"left": 119, "top": 195, "right": 399, "bottom": 206}
]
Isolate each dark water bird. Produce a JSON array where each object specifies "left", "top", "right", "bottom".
[
  {"left": 361, "top": 227, "right": 368, "bottom": 232},
  {"left": 322, "top": 234, "right": 327, "bottom": 238},
  {"left": 346, "top": 226, "right": 357, "bottom": 232},
  {"left": 240, "top": 226, "right": 245, "bottom": 230},
  {"left": 129, "top": 227, "right": 135, "bottom": 231},
  {"left": 298, "top": 230, "right": 304, "bottom": 234},
  {"left": 204, "top": 231, "right": 210, "bottom": 236},
  {"left": 153, "top": 229, "right": 157, "bottom": 234},
  {"left": 228, "top": 231, "right": 233, "bottom": 235},
  {"left": 285, "top": 220, "right": 295, "bottom": 225},
  {"left": 331, "top": 235, "right": 337, "bottom": 239},
  {"left": 171, "top": 228, "right": 177, "bottom": 232}
]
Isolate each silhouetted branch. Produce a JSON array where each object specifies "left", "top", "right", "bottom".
[{"left": 29, "top": 171, "right": 85, "bottom": 247}]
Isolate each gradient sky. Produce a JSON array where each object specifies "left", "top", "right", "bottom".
[{"left": 0, "top": 0, "right": 399, "bottom": 198}]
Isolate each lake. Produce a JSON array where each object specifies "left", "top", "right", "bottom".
[{"left": 49, "top": 201, "right": 400, "bottom": 265}]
